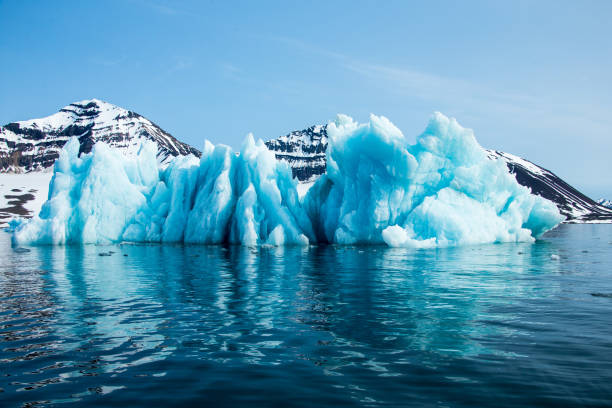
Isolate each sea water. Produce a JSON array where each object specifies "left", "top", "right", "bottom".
[{"left": 1, "top": 224, "right": 611, "bottom": 407}]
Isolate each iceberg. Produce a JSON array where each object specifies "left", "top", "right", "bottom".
[
  {"left": 12, "top": 113, "right": 564, "bottom": 247},
  {"left": 304, "top": 113, "right": 563, "bottom": 247}
]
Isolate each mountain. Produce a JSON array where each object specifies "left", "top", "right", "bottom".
[
  {"left": 597, "top": 198, "right": 612, "bottom": 209},
  {"left": 485, "top": 151, "right": 612, "bottom": 223},
  {"left": 2, "top": 102, "right": 611, "bottom": 225},
  {"left": 0, "top": 99, "right": 201, "bottom": 173},
  {"left": 266, "top": 125, "right": 612, "bottom": 223},
  {"left": 264, "top": 125, "right": 327, "bottom": 182}
]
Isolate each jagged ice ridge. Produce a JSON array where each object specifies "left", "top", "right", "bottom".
[{"left": 12, "top": 113, "right": 564, "bottom": 247}]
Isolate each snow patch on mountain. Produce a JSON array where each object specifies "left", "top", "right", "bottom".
[
  {"left": 0, "top": 172, "right": 52, "bottom": 225},
  {"left": 265, "top": 125, "right": 327, "bottom": 182}
]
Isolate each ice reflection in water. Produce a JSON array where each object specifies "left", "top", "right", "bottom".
[{"left": 1, "top": 224, "right": 612, "bottom": 407}]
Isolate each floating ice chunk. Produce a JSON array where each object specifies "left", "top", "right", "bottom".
[
  {"left": 12, "top": 134, "right": 313, "bottom": 246},
  {"left": 304, "top": 112, "right": 564, "bottom": 247},
  {"left": 13, "top": 112, "right": 564, "bottom": 247}
]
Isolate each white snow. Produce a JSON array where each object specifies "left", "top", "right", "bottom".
[
  {"left": 486, "top": 150, "right": 546, "bottom": 176},
  {"left": 0, "top": 171, "right": 53, "bottom": 226}
]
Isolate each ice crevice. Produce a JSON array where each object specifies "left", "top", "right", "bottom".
[{"left": 12, "top": 112, "right": 564, "bottom": 247}]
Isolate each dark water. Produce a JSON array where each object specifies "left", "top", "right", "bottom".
[{"left": 1, "top": 225, "right": 612, "bottom": 407}]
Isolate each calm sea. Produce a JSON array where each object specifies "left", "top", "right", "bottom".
[{"left": 1, "top": 224, "right": 611, "bottom": 407}]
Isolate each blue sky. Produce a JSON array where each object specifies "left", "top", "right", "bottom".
[{"left": 1, "top": 0, "right": 611, "bottom": 197}]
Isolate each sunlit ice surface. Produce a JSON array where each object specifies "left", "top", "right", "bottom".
[
  {"left": 11, "top": 113, "right": 562, "bottom": 247},
  {"left": 1, "top": 224, "right": 612, "bottom": 407}
]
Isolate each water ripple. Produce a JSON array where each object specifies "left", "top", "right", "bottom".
[{"left": 1, "top": 225, "right": 612, "bottom": 407}]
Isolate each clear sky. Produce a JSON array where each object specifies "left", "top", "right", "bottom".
[{"left": 1, "top": 0, "right": 611, "bottom": 198}]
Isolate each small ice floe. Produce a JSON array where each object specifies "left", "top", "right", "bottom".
[
  {"left": 591, "top": 293, "right": 612, "bottom": 298},
  {"left": 550, "top": 254, "right": 560, "bottom": 260}
]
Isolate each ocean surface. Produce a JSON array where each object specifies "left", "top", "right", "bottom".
[{"left": 1, "top": 224, "right": 611, "bottom": 407}]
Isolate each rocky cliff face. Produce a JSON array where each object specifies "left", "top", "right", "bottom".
[
  {"left": 267, "top": 125, "right": 612, "bottom": 223},
  {"left": 0, "top": 99, "right": 201, "bottom": 173},
  {"left": 264, "top": 125, "right": 327, "bottom": 182}
]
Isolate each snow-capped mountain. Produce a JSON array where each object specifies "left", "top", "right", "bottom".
[
  {"left": 2, "top": 102, "right": 611, "bottom": 225},
  {"left": 0, "top": 99, "right": 202, "bottom": 226},
  {"left": 266, "top": 125, "right": 612, "bottom": 223},
  {"left": 0, "top": 99, "right": 201, "bottom": 173},
  {"left": 264, "top": 125, "right": 327, "bottom": 182},
  {"left": 485, "top": 151, "right": 612, "bottom": 223},
  {"left": 597, "top": 198, "right": 612, "bottom": 209}
]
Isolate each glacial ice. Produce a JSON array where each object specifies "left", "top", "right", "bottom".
[
  {"left": 304, "top": 113, "right": 563, "bottom": 247},
  {"left": 12, "top": 113, "right": 564, "bottom": 247}
]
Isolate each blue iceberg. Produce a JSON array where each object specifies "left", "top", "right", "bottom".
[{"left": 12, "top": 113, "right": 564, "bottom": 247}]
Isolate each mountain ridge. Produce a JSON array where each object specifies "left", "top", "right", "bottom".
[
  {"left": 1, "top": 100, "right": 610, "bottom": 224},
  {"left": 0, "top": 99, "right": 201, "bottom": 173}
]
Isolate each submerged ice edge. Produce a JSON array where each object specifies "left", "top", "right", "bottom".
[{"left": 12, "top": 112, "right": 564, "bottom": 247}]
